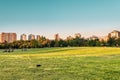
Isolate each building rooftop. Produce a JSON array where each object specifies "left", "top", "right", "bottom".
[{"left": 111, "top": 30, "right": 120, "bottom": 33}]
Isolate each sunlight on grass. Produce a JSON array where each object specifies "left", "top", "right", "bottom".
[
  {"left": 1, "top": 47, "right": 120, "bottom": 58},
  {"left": 1, "top": 47, "right": 120, "bottom": 80}
]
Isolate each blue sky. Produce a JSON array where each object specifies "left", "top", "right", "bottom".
[{"left": 0, "top": 0, "right": 120, "bottom": 39}]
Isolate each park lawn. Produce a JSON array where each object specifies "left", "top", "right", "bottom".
[{"left": 0, "top": 47, "right": 120, "bottom": 80}]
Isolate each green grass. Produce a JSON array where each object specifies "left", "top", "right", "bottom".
[{"left": 0, "top": 47, "right": 120, "bottom": 80}]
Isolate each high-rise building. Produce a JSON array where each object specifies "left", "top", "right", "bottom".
[
  {"left": 89, "top": 35, "right": 98, "bottom": 40},
  {"left": 108, "top": 30, "right": 120, "bottom": 38},
  {"left": 0, "top": 32, "right": 17, "bottom": 43},
  {"left": 75, "top": 33, "right": 81, "bottom": 38},
  {"left": 54, "top": 34, "right": 60, "bottom": 41},
  {"left": 28, "top": 34, "right": 35, "bottom": 40},
  {"left": 36, "top": 35, "right": 41, "bottom": 40},
  {"left": 66, "top": 36, "right": 73, "bottom": 40},
  {"left": 0, "top": 34, "right": 1, "bottom": 43},
  {"left": 20, "top": 34, "right": 27, "bottom": 41}
]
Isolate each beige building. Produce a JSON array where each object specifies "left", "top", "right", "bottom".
[
  {"left": 66, "top": 36, "right": 73, "bottom": 40},
  {"left": 0, "top": 32, "right": 17, "bottom": 43},
  {"left": 89, "top": 35, "right": 98, "bottom": 40},
  {"left": 99, "top": 36, "right": 109, "bottom": 42},
  {"left": 54, "top": 34, "right": 60, "bottom": 41},
  {"left": 0, "top": 34, "right": 1, "bottom": 43},
  {"left": 104, "top": 36, "right": 109, "bottom": 42},
  {"left": 108, "top": 30, "right": 120, "bottom": 38},
  {"left": 99, "top": 30, "right": 120, "bottom": 42},
  {"left": 20, "top": 34, "right": 27, "bottom": 41},
  {"left": 28, "top": 34, "right": 35, "bottom": 40},
  {"left": 36, "top": 35, "right": 41, "bottom": 40},
  {"left": 75, "top": 33, "right": 81, "bottom": 38}
]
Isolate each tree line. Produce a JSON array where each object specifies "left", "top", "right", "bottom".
[{"left": 0, "top": 36, "right": 120, "bottom": 49}]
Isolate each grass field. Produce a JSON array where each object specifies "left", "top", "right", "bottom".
[{"left": 0, "top": 47, "right": 120, "bottom": 80}]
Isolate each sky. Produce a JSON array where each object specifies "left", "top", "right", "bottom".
[{"left": 0, "top": 0, "right": 120, "bottom": 39}]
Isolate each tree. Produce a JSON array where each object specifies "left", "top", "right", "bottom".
[
  {"left": 50, "top": 40, "right": 55, "bottom": 47},
  {"left": 107, "top": 37, "right": 116, "bottom": 46},
  {"left": 115, "top": 38, "right": 120, "bottom": 47},
  {"left": 58, "top": 39, "right": 68, "bottom": 47}
]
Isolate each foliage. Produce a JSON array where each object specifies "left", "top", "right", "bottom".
[
  {"left": 107, "top": 37, "right": 116, "bottom": 46},
  {"left": 1, "top": 36, "right": 120, "bottom": 49}
]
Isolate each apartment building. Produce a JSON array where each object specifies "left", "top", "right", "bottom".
[
  {"left": 55, "top": 34, "right": 60, "bottom": 41},
  {"left": 0, "top": 32, "right": 17, "bottom": 43},
  {"left": 20, "top": 34, "right": 27, "bottom": 41},
  {"left": 108, "top": 30, "right": 120, "bottom": 38},
  {"left": 75, "top": 33, "right": 81, "bottom": 38},
  {"left": 28, "top": 34, "right": 35, "bottom": 40},
  {"left": 36, "top": 35, "right": 41, "bottom": 40}
]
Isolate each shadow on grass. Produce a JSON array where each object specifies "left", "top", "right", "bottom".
[
  {"left": 39, "top": 48, "right": 75, "bottom": 54},
  {"left": 0, "top": 48, "right": 76, "bottom": 55}
]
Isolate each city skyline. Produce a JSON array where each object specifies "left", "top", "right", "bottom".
[
  {"left": 0, "top": 0, "right": 120, "bottom": 39},
  {"left": 0, "top": 30, "right": 120, "bottom": 43}
]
